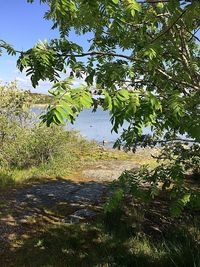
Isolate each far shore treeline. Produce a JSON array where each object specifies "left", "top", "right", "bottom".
[{"left": 28, "top": 92, "right": 53, "bottom": 105}]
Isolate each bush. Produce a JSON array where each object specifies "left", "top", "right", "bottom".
[
  {"left": 0, "top": 82, "right": 97, "bottom": 172},
  {"left": 0, "top": 124, "right": 82, "bottom": 168},
  {"left": 114, "top": 142, "right": 200, "bottom": 217}
]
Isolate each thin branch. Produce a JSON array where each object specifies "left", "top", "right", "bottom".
[
  {"left": 12, "top": 45, "right": 199, "bottom": 91},
  {"left": 62, "top": 51, "right": 144, "bottom": 62},
  {"left": 157, "top": 68, "right": 200, "bottom": 91},
  {"left": 187, "top": 28, "right": 200, "bottom": 42},
  {"left": 122, "top": 80, "right": 149, "bottom": 84},
  {"left": 151, "top": 9, "right": 187, "bottom": 44},
  {"left": 62, "top": 51, "right": 199, "bottom": 91}
]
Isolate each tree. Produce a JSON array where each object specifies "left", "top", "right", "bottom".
[
  {"left": 10, "top": 0, "right": 199, "bottom": 146},
  {"left": 1, "top": 0, "right": 200, "bottom": 214}
]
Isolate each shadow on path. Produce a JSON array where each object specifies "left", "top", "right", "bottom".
[{"left": 0, "top": 178, "right": 112, "bottom": 261}]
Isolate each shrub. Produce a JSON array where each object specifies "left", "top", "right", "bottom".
[
  {"left": 0, "top": 82, "right": 96, "bottom": 171},
  {"left": 0, "top": 124, "right": 79, "bottom": 168},
  {"left": 112, "top": 142, "right": 200, "bottom": 217}
]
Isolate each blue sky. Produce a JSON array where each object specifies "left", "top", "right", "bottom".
[{"left": 0, "top": 0, "right": 89, "bottom": 93}]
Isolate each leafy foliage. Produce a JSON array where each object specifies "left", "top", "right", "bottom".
[
  {"left": 11, "top": 0, "right": 199, "bottom": 148},
  {"left": 40, "top": 78, "right": 93, "bottom": 126},
  {"left": 115, "top": 142, "right": 200, "bottom": 217},
  {"left": 104, "top": 188, "right": 124, "bottom": 213},
  {"left": 0, "top": 82, "right": 33, "bottom": 148},
  {"left": 0, "top": 40, "right": 16, "bottom": 56},
  {"left": 1, "top": 0, "right": 200, "bottom": 214}
]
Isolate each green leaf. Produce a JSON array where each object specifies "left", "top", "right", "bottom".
[
  {"left": 148, "top": 93, "right": 162, "bottom": 111},
  {"left": 144, "top": 48, "right": 157, "bottom": 60},
  {"left": 130, "top": 94, "right": 140, "bottom": 113},
  {"left": 112, "top": 0, "right": 119, "bottom": 4},
  {"left": 53, "top": 110, "right": 64, "bottom": 124},
  {"left": 171, "top": 194, "right": 191, "bottom": 217},
  {"left": 55, "top": 106, "right": 72, "bottom": 122},
  {"left": 117, "top": 89, "right": 129, "bottom": 100},
  {"left": 104, "top": 188, "right": 124, "bottom": 213},
  {"left": 131, "top": 9, "right": 135, "bottom": 17},
  {"left": 60, "top": 100, "right": 74, "bottom": 116},
  {"left": 103, "top": 91, "right": 112, "bottom": 110},
  {"left": 126, "top": 0, "right": 141, "bottom": 14},
  {"left": 132, "top": 0, "right": 141, "bottom": 12},
  {"left": 80, "top": 94, "right": 93, "bottom": 109}
]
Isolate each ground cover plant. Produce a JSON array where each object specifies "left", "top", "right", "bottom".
[{"left": 1, "top": 195, "right": 200, "bottom": 267}]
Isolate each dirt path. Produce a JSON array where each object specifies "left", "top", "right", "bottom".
[{"left": 0, "top": 160, "right": 138, "bottom": 254}]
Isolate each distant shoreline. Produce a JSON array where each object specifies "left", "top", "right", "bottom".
[{"left": 31, "top": 103, "right": 49, "bottom": 108}]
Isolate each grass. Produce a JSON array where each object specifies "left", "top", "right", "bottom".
[
  {"left": 92, "top": 147, "right": 159, "bottom": 166},
  {"left": 0, "top": 133, "right": 98, "bottom": 189},
  {"left": 0, "top": 142, "right": 158, "bottom": 190},
  {"left": 0, "top": 173, "right": 199, "bottom": 267},
  {"left": 1, "top": 205, "right": 200, "bottom": 267},
  {"left": 0, "top": 170, "right": 15, "bottom": 188},
  {"left": 2, "top": 130, "right": 197, "bottom": 267}
]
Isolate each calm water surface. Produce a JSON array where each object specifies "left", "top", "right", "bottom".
[{"left": 32, "top": 107, "right": 150, "bottom": 146}]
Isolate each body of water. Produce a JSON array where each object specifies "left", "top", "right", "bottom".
[
  {"left": 32, "top": 107, "right": 150, "bottom": 147},
  {"left": 68, "top": 108, "right": 127, "bottom": 146}
]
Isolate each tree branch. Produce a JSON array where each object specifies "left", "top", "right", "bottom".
[
  {"left": 151, "top": 9, "right": 187, "bottom": 44},
  {"left": 62, "top": 50, "right": 199, "bottom": 91},
  {"left": 187, "top": 27, "right": 200, "bottom": 43},
  {"left": 62, "top": 51, "right": 144, "bottom": 62},
  {"left": 156, "top": 68, "right": 200, "bottom": 91}
]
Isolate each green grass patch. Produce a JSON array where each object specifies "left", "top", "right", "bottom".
[
  {"left": 0, "top": 130, "right": 158, "bottom": 189},
  {"left": 92, "top": 147, "right": 159, "bottom": 167},
  {"left": 0, "top": 128, "right": 100, "bottom": 189},
  {"left": 3, "top": 216, "right": 199, "bottom": 267}
]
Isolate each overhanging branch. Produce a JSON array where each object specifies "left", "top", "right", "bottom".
[
  {"left": 151, "top": 9, "right": 187, "bottom": 44},
  {"left": 62, "top": 51, "right": 144, "bottom": 63}
]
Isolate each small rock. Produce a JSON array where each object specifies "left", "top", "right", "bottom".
[
  {"left": 69, "top": 214, "right": 84, "bottom": 223},
  {"left": 26, "top": 194, "right": 34, "bottom": 199},
  {"left": 67, "top": 208, "right": 97, "bottom": 223},
  {"left": 73, "top": 208, "right": 97, "bottom": 218},
  {"left": 48, "top": 193, "right": 55, "bottom": 197}
]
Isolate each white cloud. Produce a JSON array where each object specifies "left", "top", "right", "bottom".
[
  {"left": 14, "top": 73, "right": 53, "bottom": 94},
  {"left": 11, "top": 68, "right": 86, "bottom": 94},
  {"left": 16, "top": 76, "right": 27, "bottom": 82}
]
